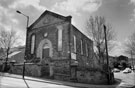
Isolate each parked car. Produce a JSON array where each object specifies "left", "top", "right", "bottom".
[
  {"left": 131, "top": 66, "right": 135, "bottom": 70},
  {"left": 112, "top": 68, "right": 120, "bottom": 73},
  {"left": 123, "top": 68, "right": 132, "bottom": 73}
]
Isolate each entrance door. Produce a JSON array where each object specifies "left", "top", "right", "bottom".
[
  {"left": 41, "top": 46, "right": 50, "bottom": 76},
  {"left": 37, "top": 39, "right": 53, "bottom": 77},
  {"left": 42, "top": 48, "right": 49, "bottom": 58}
]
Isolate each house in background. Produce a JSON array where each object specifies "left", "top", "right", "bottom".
[
  {"left": 11, "top": 10, "right": 113, "bottom": 84},
  {"left": 0, "top": 46, "right": 25, "bottom": 72},
  {"left": 117, "top": 55, "right": 128, "bottom": 69},
  {"left": 0, "top": 46, "right": 25, "bottom": 64},
  {"left": 8, "top": 46, "right": 25, "bottom": 63},
  {"left": 109, "top": 55, "right": 129, "bottom": 70}
]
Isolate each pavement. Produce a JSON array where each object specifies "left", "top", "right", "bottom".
[
  {"left": 114, "top": 71, "right": 135, "bottom": 88},
  {"left": 0, "top": 72, "right": 134, "bottom": 88}
]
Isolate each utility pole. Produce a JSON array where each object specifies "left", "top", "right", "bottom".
[
  {"left": 104, "top": 25, "right": 110, "bottom": 84},
  {"left": 131, "top": 51, "right": 134, "bottom": 71}
]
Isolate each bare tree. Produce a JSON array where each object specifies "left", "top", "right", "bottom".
[
  {"left": 125, "top": 32, "right": 135, "bottom": 55},
  {"left": 86, "top": 16, "right": 115, "bottom": 63},
  {"left": 0, "top": 29, "right": 19, "bottom": 71}
]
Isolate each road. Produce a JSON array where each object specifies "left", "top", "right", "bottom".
[
  {"left": 114, "top": 71, "right": 135, "bottom": 88},
  {"left": 0, "top": 76, "right": 76, "bottom": 88},
  {"left": 0, "top": 71, "right": 135, "bottom": 88}
]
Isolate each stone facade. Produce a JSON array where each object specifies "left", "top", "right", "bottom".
[
  {"left": 21, "top": 10, "right": 111, "bottom": 84},
  {"left": 10, "top": 63, "right": 41, "bottom": 77}
]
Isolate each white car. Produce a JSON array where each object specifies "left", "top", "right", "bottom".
[
  {"left": 112, "top": 68, "right": 120, "bottom": 72},
  {"left": 123, "top": 68, "right": 132, "bottom": 73}
]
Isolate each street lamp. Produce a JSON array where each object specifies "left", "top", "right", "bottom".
[
  {"left": 16, "top": 10, "right": 29, "bottom": 79},
  {"left": 16, "top": 10, "right": 29, "bottom": 28}
]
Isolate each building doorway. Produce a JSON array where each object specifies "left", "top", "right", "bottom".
[{"left": 37, "top": 39, "right": 53, "bottom": 77}]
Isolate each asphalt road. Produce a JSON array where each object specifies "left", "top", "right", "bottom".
[
  {"left": 0, "top": 76, "right": 76, "bottom": 88},
  {"left": 114, "top": 71, "right": 135, "bottom": 88},
  {"left": 0, "top": 71, "right": 135, "bottom": 88}
]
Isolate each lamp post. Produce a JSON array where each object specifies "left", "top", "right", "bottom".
[
  {"left": 16, "top": 10, "right": 29, "bottom": 29},
  {"left": 16, "top": 10, "right": 29, "bottom": 79}
]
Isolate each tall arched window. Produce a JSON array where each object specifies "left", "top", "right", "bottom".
[
  {"left": 81, "top": 40, "right": 83, "bottom": 55},
  {"left": 86, "top": 43, "right": 88, "bottom": 56},
  {"left": 73, "top": 35, "right": 76, "bottom": 53},
  {"left": 31, "top": 35, "right": 35, "bottom": 54},
  {"left": 57, "top": 25, "right": 63, "bottom": 51}
]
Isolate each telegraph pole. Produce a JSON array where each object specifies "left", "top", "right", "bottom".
[
  {"left": 131, "top": 51, "right": 134, "bottom": 71},
  {"left": 104, "top": 25, "right": 110, "bottom": 84}
]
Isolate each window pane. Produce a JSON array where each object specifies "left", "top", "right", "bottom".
[
  {"left": 57, "top": 25, "right": 63, "bottom": 51},
  {"left": 31, "top": 35, "right": 35, "bottom": 54},
  {"left": 74, "top": 36, "right": 76, "bottom": 53},
  {"left": 81, "top": 40, "right": 83, "bottom": 54},
  {"left": 86, "top": 43, "right": 88, "bottom": 56},
  {"left": 58, "top": 29, "right": 63, "bottom": 51}
]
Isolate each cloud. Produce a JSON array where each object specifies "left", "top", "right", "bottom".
[
  {"left": 0, "top": 0, "right": 16, "bottom": 8},
  {"left": 9, "top": 0, "right": 46, "bottom": 11},
  {"left": 130, "top": 0, "right": 135, "bottom": 4},
  {"left": 82, "top": 0, "right": 102, "bottom": 12},
  {"left": 52, "top": 0, "right": 102, "bottom": 14},
  {"left": 129, "top": 0, "right": 135, "bottom": 21},
  {"left": 109, "top": 38, "right": 131, "bottom": 57},
  {"left": 0, "top": 0, "right": 47, "bottom": 46},
  {"left": 8, "top": 0, "right": 47, "bottom": 29},
  {"left": 0, "top": 5, "right": 19, "bottom": 30},
  {"left": 109, "top": 41, "right": 124, "bottom": 56}
]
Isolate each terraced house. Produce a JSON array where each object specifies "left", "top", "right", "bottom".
[{"left": 12, "top": 10, "right": 113, "bottom": 84}]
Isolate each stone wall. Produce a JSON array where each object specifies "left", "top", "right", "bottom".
[
  {"left": 53, "top": 60, "right": 71, "bottom": 81},
  {"left": 76, "top": 68, "right": 108, "bottom": 84},
  {"left": 53, "top": 60, "right": 70, "bottom": 74},
  {"left": 10, "top": 63, "right": 41, "bottom": 77},
  {"left": 26, "top": 15, "right": 70, "bottom": 62}
]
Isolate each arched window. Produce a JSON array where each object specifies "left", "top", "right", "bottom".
[
  {"left": 73, "top": 35, "right": 76, "bottom": 53},
  {"left": 86, "top": 43, "right": 88, "bottom": 56},
  {"left": 81, "top": 40, "right": 83, "bottom": 55},
  {"left": 57, "top": 25, "right": 63, "bottom": 51},
  {"left": 31, "top": 35, "right": 35, "bottom": 54}
]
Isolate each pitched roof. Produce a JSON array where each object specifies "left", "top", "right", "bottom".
[
  {"left": 72, "top": 25, "right": 93, "bottom": 42},
  {"left": 8, "top": 51, "right": 22, "bottom": 58},
  {"left": 28, "top": 10, "right": 72, "bottom": 29},
  {"left": 9, "top": 49, "right": 25, "bottom": 63},
  {"left": 0, "top": 46, "right": 25, "bottom": 59}
]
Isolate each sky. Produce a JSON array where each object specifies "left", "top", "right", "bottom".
[{"left": 0, "top": 0, "right": 135, "bottom": 57}]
